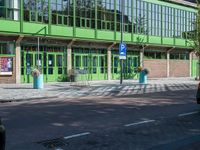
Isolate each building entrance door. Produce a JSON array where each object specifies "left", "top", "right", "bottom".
[
  {"left": 46, "top": 53, "right": 64, "bottom": 82},
  {"left": 21, "top": 51, "right": 43, "bottom": 83},
  {"left": 73, "top": 54, "right": 107, "bottom": 81},
  {"left": 124, "top": 56, "right": 139, "bottom": 79},
  {"left": 112, "top": 55, "right": 120, "bottom": 79},
  {"left": 112, "top": 54, "right": 139, "bottom": 80}
]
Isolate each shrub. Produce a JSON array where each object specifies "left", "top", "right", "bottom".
[{"left": 31, "top": 68, "right": 41, "bottom": 77}]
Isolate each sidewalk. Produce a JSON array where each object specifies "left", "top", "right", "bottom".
[{"left": 0, "top": 77, "right": 198, "bottom": 103}]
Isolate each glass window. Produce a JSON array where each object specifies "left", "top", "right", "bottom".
[
  {"left": 97, "top": 0, "right": 115, "bottom": 30},
  {"left": 76, "top": 0, "right": 95, "bottom": 28},
  {"left": 0, "top": 43, "right": 15, "bottom": 55},
  {"left": 144, "top": 51, "right": 166, "bottom": 59},
  {"left": 170, "top": 53, "right": 189, "bottom": 60},
  {"left": 24, "top": 0, "right": 49, "bottom": 23},
  {"left": 0, "top": 0, "right": 20, "bottom": 20}
]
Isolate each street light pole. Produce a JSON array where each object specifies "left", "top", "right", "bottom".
[
  {"left": 37, "top": 37, "right": 40, "bottom": 68},
  {"left": 120, "top": 0, "right": 124, "bottom": 85}
]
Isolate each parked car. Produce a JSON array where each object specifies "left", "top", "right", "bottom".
[{"left": 0, "top": 118, "right": 5, "bottom": 150}]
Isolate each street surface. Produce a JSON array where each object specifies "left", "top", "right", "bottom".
[{"left": 0, "top": 78, "right": 200, "bottom": 150}]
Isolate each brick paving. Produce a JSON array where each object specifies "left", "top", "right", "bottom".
[{"left": 0, "top": 78, "right": 198, "bottom": 102}]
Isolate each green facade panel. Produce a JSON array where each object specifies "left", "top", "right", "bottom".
[
  {"left": 0, "top": 20, "right": 20, "bottom": 33},
  {"left": 175, "top": 39, "right": 186, "bottom": 46},
  {"left": 163, "top": 38, "right": 174, "bottom": 45},
  {"left": 97, "top": 31, "right": 114, "bottom": 41},
  {"left": 124, "top": 33, "right": 132, "bottom": 42},
  {"left": 192, "top": 59, "right": 198, "bottom": 77},
  {"left": 116, "top": 32, "right": 132, "bottom": 42},
  {"left": 148, "top": 36, "right": 162, "bottom": 45},
  {"left": 0, "top": 0, "right": 196, "bottom": 49},
  {"left": 23, "top": 23, "right": 48, "bottom": 35},
  {"left": 76, "top": 28, "right": 95, "bottom": 39},
  {"left": 133, "top": 35, "right": 148, "bottom": 44},
  {"left": 51, "top": 25, "right": 73, "bottom": 37}
]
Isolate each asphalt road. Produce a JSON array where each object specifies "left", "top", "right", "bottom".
[{"left": 0, "top": 86, "right": 200, "bottom": 150}]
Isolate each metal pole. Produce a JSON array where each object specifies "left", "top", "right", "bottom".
[
  {"left": 120, "top": 0, "right": 124, "bottom": 85},
  {"left": 37, "top": 37, "right": 39, "bottom": 68}
]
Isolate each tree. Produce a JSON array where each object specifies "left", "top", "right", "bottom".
[{"left": 134, "top": 14, "right": 148, "bottom": 35}]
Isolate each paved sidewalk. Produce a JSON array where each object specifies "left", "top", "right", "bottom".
[{"left": 0, "top": 77, "right": 198, "bottom": 102}]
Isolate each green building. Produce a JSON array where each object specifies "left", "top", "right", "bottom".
[{"left": 0, "top": 0, "right": 198, "bottom": 83}]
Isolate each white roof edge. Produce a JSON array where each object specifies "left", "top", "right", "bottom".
[{"left": 162, "top": 0, "right": 196, "bottom": 8}]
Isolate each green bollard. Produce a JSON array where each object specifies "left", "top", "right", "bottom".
[{"left": 0, "top": 118, "right": 5, "bottom": 150}]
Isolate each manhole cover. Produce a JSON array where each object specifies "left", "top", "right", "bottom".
[{"left": 38, "top": 138, "right": 67, "bottom": 149}]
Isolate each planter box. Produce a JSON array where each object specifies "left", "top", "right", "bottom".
[
  {"left": 33, "top": 74, "right": 44, "bottom": 89},
  {"left": 139, "top": 71, "right": 147, "bottom": 84}
]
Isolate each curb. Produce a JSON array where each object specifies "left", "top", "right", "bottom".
[{"left": 0, "top": 96, "right": 58, "bottom": 103}]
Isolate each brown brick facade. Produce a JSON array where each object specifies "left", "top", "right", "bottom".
[
  {"left": 169, "top": 60, "right": 189, "bottom": 77},
  {"left": 0, "top": 57, "right": 16, "bottom": 83},
  {"left": 144, "top": 59, "right": 167, "bottom": 78}
]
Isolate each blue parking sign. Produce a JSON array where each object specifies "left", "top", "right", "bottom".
[{"left": 119, "top": 43, "right": 127, "bottom": 59}]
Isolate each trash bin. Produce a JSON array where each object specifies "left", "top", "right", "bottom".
[
  {"left": 0, "top": 118, "right": 5, "bottom": 150},
  {"left": 33, "top": 74, "right": 44, "bottom": 89},
  {"left": 70, "top": 75, "right": 75, "bottom": 82},
  {"left": 139, "top": 71, "right": 147, "bottom": 84}
]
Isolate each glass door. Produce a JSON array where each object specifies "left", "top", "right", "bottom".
[
  {"left": 73, "top": 53, "right": 107, "bottom": 81},
  {"left": 74, "top": 54, "right": 90, "bottom": 81},
  {"left": 98, "top": 55, "right": 107, "bottom": 80},
  {"left": 21, "top": 51, "right": 44, "bottom": 83},
  {"left": 47, "top": 53, "right": 55, "bottom": 82},
  {"left": 45, "top": 52, "right": 65, "bottom": 82},
  {"left": 56, "top": 54, "right": 64, "bottom": 81},
  {"left": 112, "top": 55, "right": 120, "bottom": 79},
  {"left": 125, "top": 56, "right": 139, "bottom": 79},
  {"left": 82, "top": 55, "right": 90, "bottom": 80},
  {"left": 26, "top": 52, "right": 34, "bottom": 83},
  {"left": 91, "top": 55, "right": 98, "bottom": 80}
]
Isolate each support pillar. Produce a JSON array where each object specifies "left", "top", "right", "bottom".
[
  {"left": 140, "top": 50, "right": 144, "bottom": 67},
  {"left": 107, "top": 42, "right": 116, "bottom": 81},
  {"left": 67, "top": 39, "right": 75, "bottom": 75},
  {"left": 67, "top": 47, "right": 72, "bottom": 73},
  {"left": 15, "top": 43, "right": 21, "bottom": 84},
  {"left": 16, "top": 36, "right": 23, "bottom": 84},
  {"left": 139, "top": 45, "right": 149, "bottom": 67},
  {"left": 189, "top": 52, "right": 193, "bottom": 77},
  {"left": 166, "top": 47, "right": 175, "bottom": 78},
  {"left": 107, "top": 48, "right": 111, "bottom": 80},
  {"left": 167, "top": 51, "right": 170, "bottom": 78}
]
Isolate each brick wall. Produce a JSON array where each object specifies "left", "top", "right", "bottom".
[
  {"left": 144, "top": 59, "right": 167, "bottom": 78},
  {"left": 0, "top": 57, "right": 16, "bottom": 83},
  {"left": 169, "top": 60, "right": 189, "bottom": 77}
]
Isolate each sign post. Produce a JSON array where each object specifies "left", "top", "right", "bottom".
[
  {"left": 120, "top": 0, "right": 125, "bottom": 85},
  {"left": 119, "top": 43, "right": 127, "bottom": 60}
]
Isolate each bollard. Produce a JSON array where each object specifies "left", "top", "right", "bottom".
[
  {"left": 0, "top": 118, "right": 5, "bottom": 150},
  {"left": 196, "top": 83, "right": 200, "bottom": 104}
]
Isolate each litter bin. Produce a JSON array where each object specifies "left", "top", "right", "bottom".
[
  {"left": 139, "top": 71, "right": 147, "bottom": 84},
  {"left": 70, "top": 75, "right": 76, "bottom": 82},
  {"left": 0, "top": 118, "right": 5, "bottom": 150},
  {"left": 33, "top": 74, "right": 44, "bottom": 89}
]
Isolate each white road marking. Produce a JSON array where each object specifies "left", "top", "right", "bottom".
[
  {"left": 178, "top": 111, "right": 199, "bottom": 117},
  {"left": 124, "top": 120, "right": 155, "bottom": 127},
  {"left": 64, "top": 132, "right": 90, "bottom": 140}
]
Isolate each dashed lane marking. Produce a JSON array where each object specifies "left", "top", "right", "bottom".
[
  {"left": 64, "top": 132, "right": 91, "bottom": 140},
  {"left": 178, "top": 111, "right": 199, "bottom": 117},
  {"left": 124, "top": 120, "right": 155, "bottom": 127}
]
